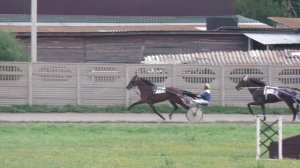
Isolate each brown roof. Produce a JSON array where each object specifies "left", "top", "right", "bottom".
[{"left": 268, "top": 17, "right": 300, "bottom": 28}]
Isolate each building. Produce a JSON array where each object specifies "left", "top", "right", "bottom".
[{"left": 1, "top": 0, "right": 235, "bottom": 16}]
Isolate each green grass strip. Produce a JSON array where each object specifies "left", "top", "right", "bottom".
[
  {"left": 0, "top": 123, "right": 299, "bottom": 168},
  {"left": 0, "top": 104, "right": 293, "bottom": 114}
]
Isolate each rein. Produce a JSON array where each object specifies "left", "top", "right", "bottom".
[
  {"left": 241, "top": 87, "right": 264, "bottom": 89},
  {"left": 132, "top": 87, "right": 140, "bottom": 96}
]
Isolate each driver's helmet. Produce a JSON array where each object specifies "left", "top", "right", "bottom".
[{"left": 204, "top": 83, "right": 210, "bottom": 89}]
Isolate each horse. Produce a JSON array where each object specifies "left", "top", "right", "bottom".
[
  {"left": 126, "top": 75, "right": 189, "bottom": 120},
  {"left": 235, "top": 75, "right": 299, "bottom": 121},
  {"left": 275, "top": 87, "right": 300, "bottom": 121}
]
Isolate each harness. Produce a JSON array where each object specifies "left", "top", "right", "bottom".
[
  {"left": 264, "top": 86, "right": 300, "bottom": 105},
  {"left": 153, "top": 86, "right": 166, "bottom": 94}
]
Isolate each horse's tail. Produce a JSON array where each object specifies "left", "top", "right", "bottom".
[{"left": 181, "top": 89, "right": 198, "bottom": 99}]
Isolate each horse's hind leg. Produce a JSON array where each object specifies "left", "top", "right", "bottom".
[
  {"left": 149, "top": 103, "right": 165, "bottom": 121},
  {"left": 286, "top": 102, "right": 297, "bottom": 121},
  {"left": 296, "top": 104, "right": 299, "bottom": 120},
  {"left": 168, "top": 100, "right": 179, "bottom": 120}
]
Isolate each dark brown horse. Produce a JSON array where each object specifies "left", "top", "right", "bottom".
[
  {"left": 235, "top": 75, "right": 299, "bottom": 121},
  {"left": 126, "top": 75, "right": 189, "bottom": 120}
]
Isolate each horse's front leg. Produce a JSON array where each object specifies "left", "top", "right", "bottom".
[
  {"left": 247, "top": 102, "right": 255, "bottom": 115},
  {"left": 247, "top": 102, "right": 262, "bottom": 117},
  {"left": 149, "top": 103, "right": 165, "bottom": 121},
  {"left": 127, "top": 100, "right": 146, "bottom": 111}
]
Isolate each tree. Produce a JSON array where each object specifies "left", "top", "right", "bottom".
[
  {"left": 235, "top": 0, "right": 285, "bottom": 25},
  {"left": 273, "top": 0, "right": 300, "bottom": 17},
  {"left": 0, "top": 30, "right": 30, "bottom": 62}
]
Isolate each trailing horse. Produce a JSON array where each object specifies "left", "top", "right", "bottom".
[
  {"left": 126, "top": 75, "right": 189, "bottom": 120},
  {"left": 235, "top": 75, "right": 299, "bottom": 121}
]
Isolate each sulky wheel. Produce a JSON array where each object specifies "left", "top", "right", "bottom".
[{"left": 186, "top": 106, "right": 203, "bottom": 122}]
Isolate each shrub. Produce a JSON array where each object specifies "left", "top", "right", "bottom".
[{"left": 0, "top": 30, "right": 30, "bottom": 61}]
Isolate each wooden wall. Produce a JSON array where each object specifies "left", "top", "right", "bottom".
[{"left": 19, "top": 34, "right": 249, "bottom": 63}]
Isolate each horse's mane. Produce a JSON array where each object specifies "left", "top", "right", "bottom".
[
  {"left": 249, "top": 78, "right": 266, "bottom": 86},
  {"left": 140, "top": 78, "right": 155, "bottom": 86}
]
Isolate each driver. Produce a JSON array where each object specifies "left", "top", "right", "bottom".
[{"left": 194, "top": 83, "right": 211, "bottom": 105}]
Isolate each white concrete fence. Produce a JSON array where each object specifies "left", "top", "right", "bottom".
[{"left": 0, "top": 62, "right": 300, "bottom": 107}]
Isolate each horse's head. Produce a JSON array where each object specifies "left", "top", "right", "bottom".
[
  {"left": 235, "top": 75, "right": 250, "bottom": 91},
  {"left": 235, "top": 75, "right": 266, "bottom": 91},
  {"left": 126, "top": 75, "right": 139, "bottom": 90}
]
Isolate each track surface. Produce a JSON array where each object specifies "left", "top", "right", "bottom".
[{"left": 0, "top": 113, "right": 298, "bottom": 123}]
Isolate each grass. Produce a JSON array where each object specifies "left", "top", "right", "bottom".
[
  {"left": 0, "top": 123, "right": 299, "bottom": 168},
  {"left": 0, "top": 104, "right": 294, "bottom": 115}
]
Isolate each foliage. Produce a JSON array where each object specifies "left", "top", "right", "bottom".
[
  {"left": 235, "top": 0, "right": 285, "bottom": 25},
  {"left": 0, "top": 30, "right": 30, "bottom": 62},
  {"left": 273, "top": 0, "right": 300, "bottom": 17},
  {"left": 235, "top": 0, "right": 300, "bottom": 25},
  {"left": 0, "top": 123, "right": 299, "bottom": 168}
]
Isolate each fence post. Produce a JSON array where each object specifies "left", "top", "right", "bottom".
[
  {"left": 28, "top": 63, "right": 33, "bottom": 105},
  {"left": 172, "top": 64, "right": 176, "bottom": 87},
  {"left": 256, "top": 116, "right": 261, "bottom": 160},
  {"left": 76, "top": 64, "right": 81, "bottom": 105},
  {"left": 125, "top": 64, "right": 130, "bottom": 107},
  {"left": 268, "top": 65, "right": 272, "bottom": 85},
  {"left": 221, "top": 66, "right": 225, "bottom": 106},
  {"left": 278, "top": 117, "right": 283, "bottom": 159}
]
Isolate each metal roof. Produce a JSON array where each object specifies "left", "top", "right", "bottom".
[
  {"left": 244, "top": 33, "right": 300, "bottom": 45},
  {"left": 141, "top": 50, "right": 300, "bottom": 65}
]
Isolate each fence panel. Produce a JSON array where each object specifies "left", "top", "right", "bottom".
[
  {"left": 0, "top": 62, "right": 29, "bottom": 105},
  {"left": 32, "top": 63, "right": 77, "bottom": 105},
  {"left": 80, "top": 63, "right": 126, "bottom": 106}
]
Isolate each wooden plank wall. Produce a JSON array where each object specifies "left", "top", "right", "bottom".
[
  {"left": 19, "top": 34, "right": 248, "bottom": 63},
  {"left": 1, "top": 62, "right": 300, "bottom": 107}
]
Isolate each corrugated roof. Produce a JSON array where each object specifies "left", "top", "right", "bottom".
[
  {"left": 244, "top": 33, "right": 300, "bottom": 45},
  {"left": 268, "top": 17, "right": 300, "bottom": 28},
  {"left": 141, "top": 50, "right": 300, "bottom": 65},
  {"left": 0, "top": 14, "right": 262, "bottom": 24}
]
